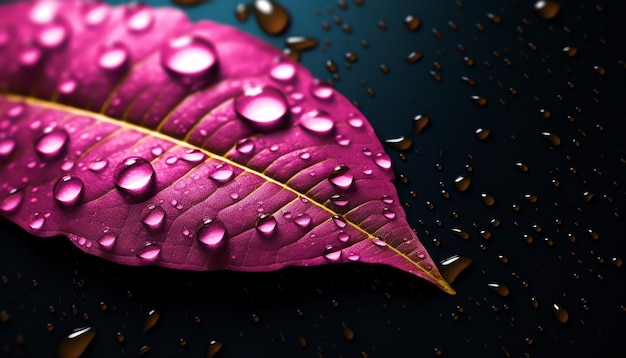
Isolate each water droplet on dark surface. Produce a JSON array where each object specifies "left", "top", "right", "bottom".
[
  {"left": 407, "top": 51, "right": 423, "bottom": 63},
  {"left": 342, "top": 321, "right": 355, "bottom": 340},
  {"left": 534, "top": 0, "right": 561, "bottom": 20},
  {"left": 481, "top": 193, "right": 496, "bottom": 206},
  {"left": 235, "top": 86, "right": 288, "bottom": 129},
  {"left": 440, "top": 255, "right": 473, "bottom": 283},
  {"left": 142, "top": 309, "right": 160, "bottom": 333},
  {"left": 114, "top": 157, "right": 155, "bottom": 197},
  {"left": 53, "top": 175, "right": 84, "bottom": 206},
  {"left": 198, "top": 219, "right": 227, "bottom": 246},
  {"left": 56, "top": 327, "right": 96, "bottom": 358},
  {"left": 384, "top": 136, "right": 412, "bottom": 151},
  {"left": 35, "top": 128, "right": 68, "bottom": 159},
  {"left": 252, "top": 0, "right": 290, "bottom": 35},
  {"left": 454, "top": 176, "right": 471, "bottom": 192},
  {"left": 234, "top": 3, "right": 249, "bottom": 22},
  {"left": 285, "top": 36, "right": 318, "bottom": 51},
  {"left": 162, "top": 35, "right": 217, "bottom": 78},
  {"left": 541, "top": 131, "right": 561, "bottom": 146},
  {"left": 487, "top": 283, "right": 510, "bottom": 297},
  {"left": 206, "top": 340, "right": 223, "bottom": 358},
  {"left": 552, "top": 303, "right": 569, "bottom": 323},
  {"left": 404, "top": 15, "right": 421, "bottom": 31}
]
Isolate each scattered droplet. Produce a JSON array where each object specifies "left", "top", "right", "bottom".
[
  {"left": 481, "top": 193, "right": 496, "bottom": 206},
  {"left": 53, "top": 175, "right": 84, "bottom": 206},
  {"left": 325, "top": 59, "right": 338, "bottom": 73},
  {"left": 0, "top": 138, "right": 16, "bottom": 161},
  {"left": 252, "top": 0, "right": 290, "bottom": 35},
  {"left": 256, "top": 215, "right": 277, "bottom": 235},
  {"left": 197, "top": 219, "right": 227, "bottom": 246},
  {"left": 114, "top": 157, "right": 155, "bottom": 197},
  {"left": 0, "top": 190, "right": 24, "bottom": 214},
  {"left": 384, "top": 136, "right": 412, "bottom": 151},
  {"left": 270, "top": 61, "right": 296, "bottom": 82},
  {"left": 35, "top": 128, "right": 68, "bottom": 159},
  {"left": 29, "top": 212, "right": 46, "bottom": 230},
  {"left": 374, "top": 153, "right": 392, "bottom": 169},
  {"left": 56, "top": 327, "right": 96, "bottom": 358},
  {"left": 404, "top": 15, "right": 421, "bottom": 31},
  {"left": 235, "top": 86, "right": 289, "bottom": 129},
  {"left": 332, "top": 215, "right": 347, "bottom": 229},
  {"left": 18, "top": 46, "right": 42, "bottom": 67},
  {"left": 209, "top": 162, "right": 235, "bottom": 183},
  {"left": 143, "top": 205, "right": 166, "bottom": 230},
  {"left": 300, "top": 110, "right": 334, "bottom": 134},
  {"left": 162, "top": 35, "right": 217, "bottom": 79},
  {"left": 552, "top": 303, "right": 569, "bottom": 323},
  {"left": 98, "top": 232, "right": 117, "bottom": 249},
  {"left": 235, "top": 138, "right": 255, "bottom": 154},
  {"left": 36, "top": 22, "right": 70, "bottom": 49},
  {"left": 471, "top": 95, "right": 487, "bottom": 106},
  {"left": 475, "top": 128, "right": 491, "bottom": 141},
  {"left": 454, "top": 176, "right": 471, "bottom": 192},
  {"left": 206, "top": 341, "right": 223, "bottom": 358},
  {"left": 136, "top": 243, "right": 161, "bottom": 261},
  {"left": 407, "top": 51, "right": 423, "bottom": 63},
  {"left": 412, "top": 114, "right": 430, "bottom": 134},
  {"left": 310, "top": 83, "right": 334, "bottom": 101},
  {"left": 341, "top": 321, "right": 355, "bottom": 340},
  {"left": 439, "top": 255, "right": 473, "bottom": 283},
  {"left": 181, "top": 149, "right": 206, "bottom": 163},
  {"left": 541, "top": 131, "right": 561, "bottom": 146},
  {"left": 98, "top": 44, "right": 129, "bottom": 72},
  {"left": 142, "top": 309, "right": 160, "bottom": 333},
  {"left": 534, "top": 1, "right": 561, "bottom": 20},
  {"left": 330, "top": 194, "right": 349, "bottom": 207},
  {"left": 126, "top": 5, "right": 154, "bottom": 32},
  {"left": 84, "top": 3, "right": 110, "bottom": 27},
  {"left": 285, "top": 36, "right": 318, "bottom": 51},
  {"left": 382, "top": 208, "right": 396, "bottom": 220},
  {"left": 294, "top": 213, "right": 312, "bottom": 228},
  {"left": 329, "top": 165, "right": 354, "bottom": 189},
  {"left": 324, "top": 247, "right": 342, "bottom": 261},
  {"left": 487, "top": 283, "right": 510, "bottom": 297}
]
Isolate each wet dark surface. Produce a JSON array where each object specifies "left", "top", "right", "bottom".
[{"left": 2, "top": 0, "right": 626, "bottom": 357}]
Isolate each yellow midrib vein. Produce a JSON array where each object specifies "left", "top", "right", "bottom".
[{"left": 2, "top": 93, "right": 453, "bottom": 294}]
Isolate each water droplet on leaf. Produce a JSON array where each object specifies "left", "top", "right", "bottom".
[
  {"left": 209, "top": 162, "right": 235, "bottom": 183},
  {"left": 329, "top": 165, "right": 354, "bottom": 189},
  {"left": 143, "top": 205, "right": 166, "bottom": 230},
  {"left": 256, "top": 215, "right": 277, "bottom": 235},
  {"left": 35, "top": 128, "right": 68, "bottom": 159},
  {"left": 300, "top": 110, "right": 334, "bottom": 134},
  {"left": 198, "top": 219, "right": 227, "bottom": 246},
  {"left": 53, "top": 175, "right": 84, "bottom": 206},
  {"left": 235, "top": 86, "right": 289, "bottom": 130},
  {"left": 136, "top": 243, "right": 161, "bottom": 261},
  {"left": 162, "top": 35, "right": 217, "bottom": 78},
  {"left": 114, "top": 157, "right": 155, "bottom": 197}
]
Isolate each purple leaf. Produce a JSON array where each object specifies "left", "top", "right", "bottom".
[{"left": 0, "top": 0, "right": 455, "bottom": 294}]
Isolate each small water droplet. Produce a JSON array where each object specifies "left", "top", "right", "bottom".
[
  {"left": 404, "top": 15, "right": 421, "bottom": 31},
  {"left": 84, "top": 3, "right": 110, "bottom": 27},
  {"left": 534, "top": 1, "right": 561, "bottom": 20},
  {"left": 0, "top": 138, "right": 16, "bottom": 161},
  {"left": 197, "top": 219, "right": 227, "bottom": 246},
  {"left": 328, "top": 165, "right": 354, "bottom": 190},
  {"left": 552, "top": 303, "right": 569, "bottom": 323},
  {"left": 382, "top": 208, "right": 396, "bottom": 220},
  {"left": 142, "top": 309, "right": 160, "bottom": 333},
  {"left": 256, "top": 215, "right": 277, "bottom": 235},
  {"left": 235, "top": 138, "right": 255, "bottom": 155},
  {"left": 384, "top": 136, "right": 412, "bottom": 151},
  {"left": 332, "top": 215, "right": 347, "bottom": 228},
  {"left": 471, "top": 95, "right": 487, "bottom": 106},
  {"left": 98, "top": 232, "right": 117, "bottom": 249},
  {"left": 481, "top": 193, "right": 496, "bottom": 206},
  {"left": 114, "top": 157, "right": 155, "bottom": 197},
  {"left": 374, "top": 153, "right": 392, "bottom": 169},
  {"left": 285, "top": 36, "right": 318, "bottom": 51},
  {"left": 487, "top": 283, "right": 510, "bottom": 297},
  {"left": 324, "top": 247, "right": 342, "bottom": 261},
  {"left": 268, "top": 62, "right": 296, "bottom": 83},
  {"left": 162, "top": 35, "right": 217, "bottom": 78},
  {"left": 53, "top": 175, "right": 84, "bottom": 206},
  {"left": 56, "top": 327, "right": 96, "bottom": 358},
  {"left": 337, "top": 232, "right": 350, "bottom": 242},
  {"left": 209, "top": 162, "right": 235, "bottom": 183},
  {"left": 29, "top": 212, "right": 46, "bottom": 230},
  {"left": 206, "top": 340, "right": 223, "bottom": 358},
  {"left": 235, "top": 86, "right": 289, "bottom": 130},
  {"left": 439, "top": 255, "right": 473, "bottom": 283},
  {"left": 342, "top": 321, "right": 355, "bottom": 340},
  {"left": 99, "top": 44, "right": 130, "bottom": 72},
  {"left": 330, "top": 194, "right": 349, "bottom": 207},
  {"left": 181, "top": 149, "right": 206, "bottom": 163},
  {"left": 143, "top": 205, "right": 166, "bottom": 230},
  {"left": 310, "top": 83, "right": 334, "bottom": 101},
  {"left": 57, "top": 77, "right": 78, "bottom": 95},
  {"left": 475, "top": 128, "right": 491, "bottom": 141},
  {"left": 252, "top": 0, "right": 290, "bottom": 35},
  {"left": 0, "top": 190, "right": 24, "bottom": 214},
  {"left": 541, "top": 131, "right": 561, "bottom": 146},
  {"left": 372, "top": 237, "right": 387, "bottom": 246},
  {"left": 136, "top": 243, "right": 161, "bottom": 261},
  {"left": 126, "top": 5, "right": 154, "bottom": 32},
  {"left": 235, "top": 3, "right": 250, "bottom": 21},
  {"left": 454, "top": 176, "right": 471, "bottom": 192},
  {"left": 294, "top": 213, "right": 312, "bottom": 228},
  {"left": 35, "top": 128, "right": 68, "bottom": 159},
  {"left": 18, "top": 46, "right": 42, "bottom": 67},
  {"left": 37, "top": 22, "right": 70, "bottom": 50},
  {"left": 300, "top": 110, "right": 334, "bottom": 134}
]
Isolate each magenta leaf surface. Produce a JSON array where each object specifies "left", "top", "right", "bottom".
[{"left": 0, "top": 0, "right": 454, "bottom": 294}]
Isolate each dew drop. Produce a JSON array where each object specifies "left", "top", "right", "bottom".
[
  {"left": 285, "top": 36, "right": 318, "bottom": 51},
  {"left": 372, "top": 237, "right": 387, "bottom": 246},
  {"left": 98, "top": 232, "right": 117, "bottom": 249},
  {"left": 98, "top": 44, "right": 129, "bottom": 72},
  {"left": 56, "top": 327, "right": 96, "bottom": 358},
  {"left": 35, "top": 128, "right": 68, "bottom": 159},
  {"left": 412, "top": 114, "right": 430, "bottom": 134},
  {"left": 126, "top": 6, "right": 154, "bottom": 32},
  {"left": 439, "top": 255, "right": 473, "bottom": 283},
  {"left": 235, "top": 86, "right": 289, "bottom": 129},
  {"left": 206, "top": 341, "right": 223, "bottom": 358},
  {"left": 136, "top": 243, "right": 161, "bottom": 261},
  {"left": 487, "top": 283, "right": 510, "bottom": 297},
  {"left": 58, "top": 78, "right": 77, "bottom": 95},
  {"left": 84, "top": 3, "right": 110, "bottom": 27},
  {"left": 252, "top": 0, "right": 290, "bottom": 35},
  {"left": 451, "top": 227, "right": 470, "bottom": 240},
  {"left": 0, "top": 138, "right": 16, "bottom": 161},
  {"left": 53, "top": 175, "right": 84, "bottom": 207},
  {"left": 269, "top": 61, "right": 296, "bottom": 83},
  {"left": 300, "top": 110, "right": 335, "bottom": 134},
  {"left": 310, "top": 83, "right": 334, "bottom": 100},
  {"left": 471, "top": 95, "right": 487, "bottom": 106},
  {"left": 114, "top": 157, "right": 155, "bottom": 197},
  {"left": 180, "top": 149, "right": 206, "bottom": 163},
  {"left": 256, "top": 215, "right": 277, "bottom": 235},
  {"left": 382, "top": 208, "right": 396, "bottom": 220},
  {"left": 0, "top": 190, "right": 24, "bottom": 214},
  {"left": 294, "top": 213, "right": 312, "bottom": 228},
  {"left": 324, "top": 247, "right": 342, "bottom": 261},
  {"left": 6, "top": 103, "right": 26, "bottom": 118},
  {"left": 162, "top": 35, "right": 217, "bottom": 78},
  {"left": 235, "top": 3, "right": 250, "bottom": 22},
  {"left": 337, "top": 232, "right": 350, "bottom": 242},
  {"left": 332, "top": 215, "right": 347, "bottom": 228},
  {"left": 334, "top": 134, "right": 351, "bottom": 146},
  {"left": 552, "top": 303, "right": 569, "bottom": 323},
  {"left": 235, "top": 138, "right": 255, "bottom": 154},
  {"left": 142, "top": 309, "right": 160, "bottom": 333},
  {"left": 384, "top": 136, "right": 412, "bottom": 151},
  {"left": 374, "top": 153, "right": 392, "bottom": 169},
  {"left": 18, "top": 46, "right": 42, "bottom": 67},
  {"left": 143, "top": 205, "right": 166, "bottom": 231},
  {"left": 209, "top": 162, "right": 235, "bottom": 183},
  {"left": 404, "top": 15, "right": 421, "bottom": 31},
  {"left": 197, "top": 219, "right": 227, "bottom": 246},
  {"left": 328, "top": 165, "right": 354, "bottom": 190},
  {"left": 30, "top": 1, "right": 59, "bottom": 25},
  {"left": 534, "top": 1, "right": 561, "bottom": 20},
  {"left": 330, "top": 194, "right": 349, "bottom": 207},
  {"left": 454, "top": 176, "right": 471, "bottom": 192},
  {"left": 299, "top": 152, "right": 310, "bottom": 160}
]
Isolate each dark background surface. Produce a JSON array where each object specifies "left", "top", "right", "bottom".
[{"left": 2, "top": 0, "right": 626, "bottom": 357}]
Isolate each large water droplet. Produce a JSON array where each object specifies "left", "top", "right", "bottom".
[
  {"left": 235, "top": 86, "right": 289, "bottom": 130},
  {"left": 136, "top": 243, "right": 161, "bottom": 261},
  {"left": 294, "top": 213, "right": 312, "bottom": 228},
  {"left": 439, "top": 255, "right": 473, "bottom": 283},
  {"left": 143, "top": 205, "right": 166, "bottom": 230},
  {"left": 197, "top": 219, "right": 227, "bottom": 246},
  {"left": 162, "top": 35, "right": 217, "bottom": 78},
  {"left": 256, "top": 215, "right": 277, "bottom": 236},
  {"left": 209, "top": 162, "right": 234, "bottom": 183},
  {"left": 98, "top": 232, "right": 117, "bottom": 249},
  {"left": 252, "top": 0, "right": 290, "bottom": 35},
  {"left": 552, "top": 303, "right": 569, "bottom": 323},
  {"left": 454, "top": 176, "right": 471, "bottom": 192},
  {"left": 270, "top": 61, "right": 296, "bottom": 82},
  {"left": 114, "top": 157, "right": 156, "bottom": 197},
  {"left": 35, "top": 128, "right": 68, "bottom": 159},
  {"left": 300, "top": 110, "right": 334, "bottom": 134},
  {"left": 53, "top": 175, "right": 84, "bottom": 206},
  {"left": 99, "top": 44, "right": 129, "bottom": 72},
  {"left": 126, "top": 6, "right": 154, "bottom": 32},
  {"left": 374, "top": 153, "right": 392, "bottom": 169},
  {"left": 328, "top": 165, "right": 354, "bottom": 190},
  {"left": 534, "top": 1, "right": 561, "bottom": 20},
  {"left": 30, "top": 1, "right": 59, "bottom": 25},
  {"left": 180, "top": 149, "right": 206, "bottom": 163},
  {"left": 0, "top": 138, "right": 16, "bottom": 161},
  {"left": 56, "top": 327, "right": 96, "bottom": 358},
  {"left": 0, "top": 190, "right": 23, "bottom": 214},
  {"left": 84, "top": 3, "right": 110, "bottom": 27},
  {"left": 36, "top": 22, "right": 69, "bottom": 49}
]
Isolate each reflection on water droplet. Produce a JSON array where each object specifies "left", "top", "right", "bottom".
[
  {"left": 53, "top": 175, "right": 84, "bottom": 206},
  {"left": 114, "top": 157, "right": 155, "bottom": 197},
  {"left": 384, "top": 136, "right": 412, "bottom": 151},
  {"left": 235, "top": 3, "right": 250, "bottom": 22},
  {"left": 541, "top": 131, "right": 561, "bottom": 146},
  {"left": 324, "top": 247, "right": 342, "bottom": 261},
  {"left": 342, "top": 321, "right": 355, "bottom": 340},
  {"left": 382, "top": 208, "right": 396, "bottom": 220},
  {"left": 440, "top": 255, "right": 473, "bottom": 283},
  {"left": 181, "top": 149, "right": 206, "bottom": 163},
  {"left": 126, "top": 6, "right": 154, "bottom": 32},
  {"left": 451, "top": 227, "right": 470, "bottom": 239},
  {"left": 330, "top": 194, "right": 349, "bottom": 207},
  {"left": 300, "top": 110, "right": 334, "bottom": 134},
  {"left": 471, "top": 95, "right": 487, "bottom": 106},
  {"left": 481, "top": 193, "right": 496, "bottom": 206},
  {"left": 329, "top": 165, "right": 354, "bottom": 189},
  {"left": 256, "top": 215, "right": 277, "bottom": 235},
  {"left": 374, "top": 153, "right": 392, "bottom": 169},
  {"left": 404, "top": 15, "right": 421, "bottom": 31},
  {"left": 552, "top": 303, "right": 569, "bottom": 323},
  {"left": 337, "top": 232, "right": 350, "bottom": 242},
  {"left": 285, "top": 36, "right": 318, "bottom": 51},
  {"left": 270, "top": 61, "right": 296, "bottom": 82},
  {"left": 235, "top": 86, "right": 289, "bottom": 129},
  {"left": 310, "top": 83, "right": 334, "bottom": 101},
  {"left": 209, "top": 163, "right": 234, "bottom": 183},
  {"left": 35, "top": 128, "right": 68, "bottom": 159},
  {"left": 30, "top": 1, "right": 59, "bottom": 25},
  {"left": 0, "top": 190, "right": 24, "bottom": 214},
  {"left": 454, "top": 176, "right": 471, "bottom": 192},
  {"left": 332, "top": 215, "right": 347, "bottom": 228},
  {"left": 36, "top": 22, "right": 70, "bottom": 49},
  {"left": 0, "top": 138, "right": 16, "bottom": 161},
  {"left": 334, "top": 134, "right": 350, "bottom": 146},
  {"left": 99, "top": 44, "right": 129, "bottom": 72},
  {"left": 98, "top": 232, "right": 117, "bottom": 249},
  {"left": 206, "top": 340, "right": 223, "bottom": 358},
  {"left": 252, "top": 0, "right": 290, "bottom": 35},
  {"left": 29, "top": 212, "right": 45, "bottom": 230},
  {"left": 88, "top": 158, "right": 108, "bottom": 172},
  {"left": 534, "top": 0, "right": 561, "bottom": 20},
  {"left": 475, "top": 128, "right": 491, "bottom": 141},
  {"left": 84, "top": 3, "right": 110, "bottom": 27},
  {"left": 58, "top": 78, "right": 77, "bottom": 95},
  {"left": 294, "top": 213, "right": 311, "bottom": 228},
  {"left": 18, "top": 46, "right": 42, "bottom": 67},
  {"left": 487, "top": 283, "right": 510, "bottom": 297},
  {"left": 136, "top": 243, "right": 161, "bottom": 261},
  {"left": 162, "top": 35, "right": 217, "bottom": 78},
  {"left": 235, "top": 138, "right": 255, "bottom": 154},
  {"left": 198, "top": 219, "right": 227, "bottom": 246},
  {"left": 142, "top": 309, "right": 160, "bottom": 333},
  {"left": 56, "top": 326, "right": 96, "bottom": 358},
  {"left": 143, "top": 205, "right": 166, "bottom": 230},
  {"left": 372, "top": 237, "right": 387, "bottom": 246}
]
